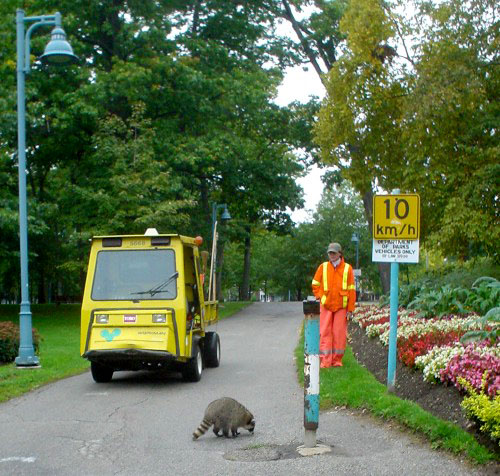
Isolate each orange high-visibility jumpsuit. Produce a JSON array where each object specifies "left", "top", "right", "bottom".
[{"left": 312, "top": 258, "right": 356, "bottom": 367}]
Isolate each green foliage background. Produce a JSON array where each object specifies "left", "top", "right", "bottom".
[
  {"left": 0, "top": 0, "right": 497, "bottom": 303},
  {"left": 0, "top": 0, "right": 317, "bottom": 302}
]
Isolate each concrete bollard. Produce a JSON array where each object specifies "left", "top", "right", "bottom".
[{"left": 302, "top": 296, "right": 320, "bottom": 448}]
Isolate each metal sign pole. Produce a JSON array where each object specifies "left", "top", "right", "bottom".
[
  {"left": 372, "top": 188, "right": 420, "bottom": 392},
  {"left": 387, "top": 261, "right": 399, "bottom": 391}
]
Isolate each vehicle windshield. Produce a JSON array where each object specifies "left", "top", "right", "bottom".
[{"left": 91, "top": 249, "right": 177, "bottom": 301}]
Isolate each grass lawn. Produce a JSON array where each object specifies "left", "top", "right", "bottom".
[
  {"left": 0, "top": 304, "right": 88, "bottom": 403},
  {"left": 295, "top": 329, "right": 498, "bottom": 465},
  {"left": 0, "top": 302, "right": 252, "bottom": 403}
]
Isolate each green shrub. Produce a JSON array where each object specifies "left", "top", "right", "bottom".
[
  {"left": 398, "top": 281, "right": 431, "bottom": 307},
  {"left": 448, "top": 259, "right": 500, "bottom": 287},
  {"left": 408, "top": 284, "right": 470, "bottom": 318},
  {"left": 403, "top": 257, "right": 499, "bottom": 291},
  {"left": 0, "top": 321, "right": 41, "bottom": 363},
  {"left": 399, "top": 276, "right": 499, "bottom": 319},
  {"left": 460, "top": 376, "right": 500, "bottom": 443},
  {"left": 461, "top": 307, "right": 500, "bottom": 345},
  {"left": 465, "top": 278, "right": 500, "bottom": 315},
  {"left": 423, "top": 257, "right": 500, "bottom": 289}
]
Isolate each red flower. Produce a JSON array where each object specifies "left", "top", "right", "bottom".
[{"left": 397, "top": 330, "right": 464, "bottom": 368}]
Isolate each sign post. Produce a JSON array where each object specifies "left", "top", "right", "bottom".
[
  {"left": 387, "top": 261, "right": 399, "bottom": 391},
  {"left": 372, "top": 191, "right": 420, "bottom": 391}
]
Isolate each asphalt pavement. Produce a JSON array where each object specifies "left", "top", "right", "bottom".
[{"left": 0, "top": 302, "right": 484, "bottom": 475}]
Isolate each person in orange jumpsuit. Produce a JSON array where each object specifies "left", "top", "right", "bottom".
[{"left": 311, "top": 243, "right": 356, "bottom": 367}]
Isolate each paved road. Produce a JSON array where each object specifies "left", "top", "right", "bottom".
[{"left": 0, "top": 302, "right": 483, "bottom": 475}]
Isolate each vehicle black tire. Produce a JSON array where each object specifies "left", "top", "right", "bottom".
[
  {"left": 182, "top": 343, "right": 203, "bottom": 382},
  {"left": 90, "top": 362, "right": 114, "bottom": 383},
  {"left": 203, "top": 332, "right": 220, "bottom": 368}
]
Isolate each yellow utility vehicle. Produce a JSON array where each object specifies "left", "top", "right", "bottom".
[{"left": 80, "top": 229, "right": 220, "bottom": 382}]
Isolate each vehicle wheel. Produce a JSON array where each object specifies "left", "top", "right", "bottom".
[
  {"left": 90, "top": 362, "right": 114, "bottom": 383},
  {"left": 203, "top": 332, "right": 220, "bottom": 368},
  {"left": 182, "top": 344, "right": 202, "bottom": 382}
]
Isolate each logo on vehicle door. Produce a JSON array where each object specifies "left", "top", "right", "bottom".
[{"left": 101, "top": 329, "right": 121, "bottom": 342}]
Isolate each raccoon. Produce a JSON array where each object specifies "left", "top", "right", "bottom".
[{"left": 192, "top": 397, "right": 255, "bottom": 440}]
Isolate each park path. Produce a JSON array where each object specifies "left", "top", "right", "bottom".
[{"left": 0, "top": 302, "right": 482, "bottom": 475}]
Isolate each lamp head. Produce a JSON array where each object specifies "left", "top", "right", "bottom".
[
  {"left": 221, "top": 206, "right": 231, "bottom": 221},
  {"left": 40, "top": 26, "right": 78, "bottom": 65}
]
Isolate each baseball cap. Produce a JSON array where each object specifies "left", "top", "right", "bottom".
[{"left": 327, "top": 242, "right": 342, "bottom": 254}]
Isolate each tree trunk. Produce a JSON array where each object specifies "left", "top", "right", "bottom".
[
  {"left": 200, "top": 178, "right": 210, "bottom": 236},
  {"left": 281, "top": 0, "right": 328, "bottom": 82},
  {"left": 191, "top": 0, "right": 201, "bottom": 36},
  {"left": 239, "top": 227, "right": 251, "bottom": 301},
  {"left": 280, "top": 4, "right": 390, "bottom": 296},
  {"left": 377, "top": 262, "right": 391, "bottom": 296},
  {"left": 296, "top": 287, "right": 303, "bottom": 301},
  {"left": 361, "top": 188, "right": 390, "bottom": 294},
  {"left": 37, "top": 264, "right": 47, "bottom": 304}
]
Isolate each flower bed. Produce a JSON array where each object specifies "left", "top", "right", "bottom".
[{"left": 352, "top": 305, "right": 500, "bottom": 443}]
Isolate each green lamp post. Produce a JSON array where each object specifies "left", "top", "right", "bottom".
[
  {"left": 15, "top": 9, "right": 78, "bottom": 366},
  {"left": 211, "top": 203, "right": 231, "bottom": 240}
]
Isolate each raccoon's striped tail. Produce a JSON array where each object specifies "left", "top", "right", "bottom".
[{"left": 192, "top": 418, "right": 211, "bottom": 440}]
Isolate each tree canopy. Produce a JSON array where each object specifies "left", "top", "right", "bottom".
[
  {"left": 315, "top": 0, "right": 499, "bottom": 263},
  {"left": 223, "top": 181, "right": 380, "bottom": 301},
  {"left": 0, "top": 0, "right": 314, "bottom": 301},
  {"left": 0, "top": 0, "right": 497, "bottom": 303}
]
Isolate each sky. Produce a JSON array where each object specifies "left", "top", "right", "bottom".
[
  {"left": 275, "top": 64, "right": 325, "bottom": 223},
  {"left": 272, "top": 6, "right": 328, "bottom": 224}
]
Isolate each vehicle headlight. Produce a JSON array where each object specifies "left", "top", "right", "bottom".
[
  {"left": 95, "top": 314, "right": 109, "bottom": 324},
  {"left": 152, "top": 313, "right": 166, "bottom": 323}
]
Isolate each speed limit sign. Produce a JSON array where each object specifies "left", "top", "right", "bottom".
[{"left": 373, "top": 194, "right": 420, "bottom": 240}]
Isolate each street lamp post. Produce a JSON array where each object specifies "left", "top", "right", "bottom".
[
  {"left": 211, "top": 203, "right": 231, "bottom": 241},
  {"left": 209, "top": 203, "right": 231, "bottom": 301},
  {"left": 351, "top": 232, "right": 359, "bottom": 269},
  {"left": 15, "top": 9, "right": 78, "bottom": 367}
]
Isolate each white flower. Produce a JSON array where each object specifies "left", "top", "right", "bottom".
[{"left": 415, "top": 344, "right": 465, "bottom": 382}]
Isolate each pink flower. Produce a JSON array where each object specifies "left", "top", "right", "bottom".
[{"left": 440, "top": 344, "right": 500, "bottom": 397}]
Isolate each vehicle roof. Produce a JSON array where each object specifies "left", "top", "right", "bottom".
[{"left": 92, "top": 234, "right": 198, "bottom": 245}]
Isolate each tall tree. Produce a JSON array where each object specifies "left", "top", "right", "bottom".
[
  {"left": 0, "top": 0, "right": 310, "bottom": 300},
  {"left": 401, "top": 0, "right": 499, "bottom": 260},
  {"left": 313, "top": 0, "right": 404, "bottom": 292},
  {"left": 315, "top": 0, "right": 499, "bottom": 272}
]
